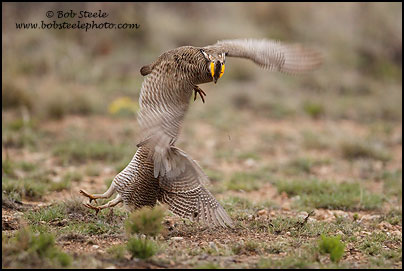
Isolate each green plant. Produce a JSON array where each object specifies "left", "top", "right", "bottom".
[
  {"left": 2, "top": 226, "right": 71, "bottom": 268},
  {"left": 125, "top": 206, "right": 165, "bottom": 237},
  {"left": 303, "top": 101, "right": 325, "bottom": 119},
  {"left": 126, "top": 237, "right": 158, "bottom": 259},
  {"left": 319, "top": 235, "right": 345, "bottom": 263}
]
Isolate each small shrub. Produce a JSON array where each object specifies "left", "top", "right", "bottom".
[
  {"left": 125, "top": 206, "right": 165, "bottom": 237},
  {"left": 2, "top": 177, "right": 47, "bottom": 201},
  {"left": 303, "top": 101, "right": 325, "bottom": 119},
  {"left": 340, "top": 141, "right": 391, "bottom": 161},
  {"left": 63, "top": 171, "right": 83, "bottom": 183},
  {"left": 126, "top": 237, "right": 157, "bottom": 259},
  {"left": 106, "top": 244, "right": 127, "bottom": 260},
  {"left": 24, "top": 203, "right": 66, "bottom": 223},
  {"left": 195, "top": 262, "right": 220, "bottom": 269},
  {"left": 319, "top": 235, "right": 345, "bottom": 263},
  {"left": 2, "top": 226, "right": 71, "bottom": 268},
  {"left": 232, "top": 241, "right": 260, "bottom": 255},
  {"left": 49, "top": 179, "right": 71, "bottom": 192}
]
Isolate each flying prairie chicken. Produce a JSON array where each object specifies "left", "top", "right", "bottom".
[{"left": 79, "top": 39, "right": 322, "bottom": 228}]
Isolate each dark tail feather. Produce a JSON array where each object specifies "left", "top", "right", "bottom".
[{"left": 140, "top": 65, "right": 152, "bottom": 76}]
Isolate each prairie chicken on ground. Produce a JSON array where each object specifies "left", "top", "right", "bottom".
[{"left": 79, "top": 39, "right": 322, "bottom": 228}]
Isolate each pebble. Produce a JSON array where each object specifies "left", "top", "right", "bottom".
[
  {"left": 360, "top": 214, "right": 380, "bottom": 221},
  {"left": 92, "top": 245, "right": 100, "bottom": 249},
  {"left": 171, "top": 237, "right": 184, "bottom": 241},
  {"left": 244, "top": 158, "right": 256, "bottom": 168},
  {"left": 257, "top": 209, "right": 268, "bottom": 216},
  {"left": 377, "top": 221, "right": 393, "bottom": 231}
]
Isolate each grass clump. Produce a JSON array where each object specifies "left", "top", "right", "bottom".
[
  {"left": 257, "top": 255, "right": 313, "bottom": 269},
  {"left": 49, "top": 179, "right": 71, "bottom": 192},
  {"left": 24, "top": 203, "right": 67, "bottom": 224},
  {"left": 106, "top": 244, "right": 127, "bottom": 260},
  {"left": 125, "top": 206, "right": 166, "bottom": 237},
  {"left": 275, "top": 178, "right": 383, "bottom": 211},
  {"left": 2, "top": 226, "right": 71, "bottom": 268},
  {"left": 195, "top": 262, "right": 220, "bottom": 269},
  {"left": 226, "top": 170, "right": 270, "bottom": 192},
  {"left": 284, "top": 157, "right": 330, "bottom": 175},
  {"left": 303, "top": 101, "right": 325, "bottom": 119},
  {"left": 124, "top": 206, "right": 164, "bottom": 260},
  {"left": 232, "top": 240, "right": 261, "bottom": 255},
  {"left": 126, "top": 237, "right": 158, "bottom": 259},
  {"left": 319, "top": 235, "right": 345, "bottom": 263},
  {"left": 53, "top": 138, "right": 131, "bottom": 164},
  {"left": 380, "top": 170, "right": 402, "bottom": 200},
  {"left": 359, "top": 231, "right": 400, "bottom": 258},
  {"left": 2, "top": 177, "right": 47, "bottom": 201},
  {"left": 301, "top": 130, "right": 330, "bottom": 150},
  {"left": 340, "top": 140, "right": 391, "bottom": 161}
]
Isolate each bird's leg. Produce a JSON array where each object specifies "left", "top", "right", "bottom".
[
  {"left": 193, "top": 85, "right": 206, "bottom": 103},
  {"left": 83, "top": 194, "right": 123, "bottom": 215},
  {"left": 79, "top": 183, "right": 116, "bottom": 204}
]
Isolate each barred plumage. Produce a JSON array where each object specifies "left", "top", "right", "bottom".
[{"left": 79, "top": 38, "right": 321, "bottom": 228}]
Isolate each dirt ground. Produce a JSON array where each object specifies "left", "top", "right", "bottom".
[{"left": 2, "top": 112, "right": 402, "bottom": 269}]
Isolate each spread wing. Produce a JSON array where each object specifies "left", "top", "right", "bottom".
[
  {"left": 205, "top": 38, "right": 322, "bottom": 74},
  {"left": 158, "top": 147, "right": 234, "bottom": 228}
]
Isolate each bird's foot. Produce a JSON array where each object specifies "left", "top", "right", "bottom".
[
  {"left": 83, "top": 202, "right": 101, "bottom": 215},
  {"left": 193, "top": 86, "right": 206, "bottom": 103},
  {"left": 79, "top": 189, "right": 98, "bottom": 204}
]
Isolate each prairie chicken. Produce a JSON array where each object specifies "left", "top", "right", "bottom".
[{"left": 79, "top": 39, "right": 321, "bottom": 228}]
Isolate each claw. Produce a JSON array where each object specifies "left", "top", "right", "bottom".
[
  {"left": 83, "top": 202, "right": 101, "bottom": 215},
  {"left": 193, "top": 86, "right": 206, "bottom": 103},
  {"left": 79, "top": 189, "right": 98, "bottom": 204}
]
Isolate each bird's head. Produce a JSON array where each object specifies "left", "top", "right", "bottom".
[{"left": 200, "top": 49, "right": 226, "bottom": 84}]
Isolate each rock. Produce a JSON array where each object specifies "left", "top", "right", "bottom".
[
  {"left": 92, "top": 245, "right": 100, "bottom": 249},
  {"left": 170, "top": 237, "right": 184, "bottom": 241},
  {"left": 360, "top": 214, "right": 380, "bottom": 221},
  {"left": 378, "top": 221, "right": 393, "bottom": 231},
  {"left": 257, "top": 209, "right": 268, "bottom": 217},
  {"left": 244, "top": 158, "right": 256, "bottom": 168}
]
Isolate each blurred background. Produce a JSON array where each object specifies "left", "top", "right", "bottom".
[
  {"left": 2, "top": 2, "right": 402, "bottom": 200},
  {"left": 3, "top": 2, "right": 402, "bottom": 122}
]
